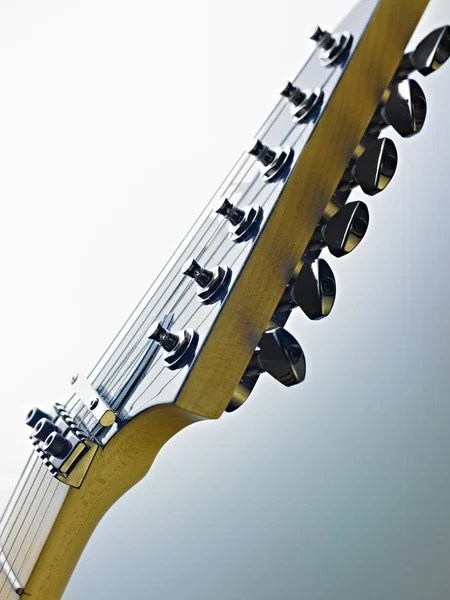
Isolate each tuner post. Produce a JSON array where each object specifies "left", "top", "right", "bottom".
[
  {"left": 310, "top": 25, "right": 352, "bottom": 66},
  {"left": 280, "top": 81, "right": 324, "bottom": 124},
  {"left": 247, "top": 139, "right": 293, "bottom": 182},
  {"left": 182, "top": 258, "right": 231, "bottom": 304},
  {"left": 147, "top": 321, "right": 199, "bottom": 370},
  {"left": 147, "top": 321, "right": 180, "bottom": 352},
  {"left": 215, "top": 197, "right": 263, "bottom": 242}
]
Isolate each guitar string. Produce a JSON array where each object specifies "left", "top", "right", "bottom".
[
  {"left": 0, "top": 461, "right": 48, "bottom": 597},
  {"left": 0, "top": 469, "right": 59, "bottom": 595},
  {"left": 84, "top": 91, "right": 290, "bottom": 398},
  {"left": 0, "top": 51, "right": 336, "bottom": 588},
  {"left": 8, "top": 478, "right": 60, "bottom": 600},
  {"left": 0, "top": 453, "right": 35, "bottom": 535},
  {"left": 104, "top": 113, "right": 317, "bottom": 421},
  {"left": 75, "top": 85, "right": 328, "bottom": 431}
]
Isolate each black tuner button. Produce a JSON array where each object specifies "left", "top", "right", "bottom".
[
  {"left": 339, "top": 138, "right": 397, "bottom": 196},
  {"left": 43, "top": 431, "right": 72, "bottom": 459},
  {"left": 248, "top": 139, "right": 293, "bottom": 182},
  {"left": 322, "top": 201, "right": 369, "bottom": 258},
  {"left": 182, "top": 258, "right": 231, "bottom": 304},
  {"left": 310, "top": 25, "right": 352, "bottom": 67},
  {"left": 33, "top": 418, "right": 59, "bottom": 443},
  {"left": 215, "top": 197, "right": 263, "bottom": 242},
  {"left": 381, "top": 79, "right": 427, "bottom": 138},
  {"left": 280, "top": 81, "right": 323, "bottom": 123},
  {"left": 412, "top": 25, "right": 450, "bottom": 76},
  {"left": 25, "top": 407, "right": 52, "bottom": 428},
  {"left": 257, "top": 327, "right": 306, "bottom": 387},
  {"left": 147, "top": 321, "right": 199, "bottom": 370},
  {"left": 291, "top": 259, "right": 336, "bottom": 321}
]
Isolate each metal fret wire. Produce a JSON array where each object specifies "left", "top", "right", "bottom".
[{"left": 0, "top": 45, "right": 333, "bottom": 594}]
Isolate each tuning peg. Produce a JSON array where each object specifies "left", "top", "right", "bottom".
[
  {"left": 247, "top": 139, "right": 293, "bottom": 182},
  {"left": 215, "top": 197, "right": 263, "bottom": 242},
  {"left": 310, "top": 25, "right": 352, "bottom": 66},
  {"left": 368, "top": 79, "right": 426, "bottom": 138},
  {"left": 290, "top": 259, "right": 336, "bottom": 320},
  {"left": 339, "top": 138, "right": 397, "bottom": 196},
  {"left": 25, "top": 407, "right": 52, "bottom": 428},
  {"left": 147, "top": 321, "right": 199, "bottom": 370},
  {"left": 33, "top": 418, "right": 59, "bottom": 442},
  {"left": 323, "top": 201, "right": 369, "bottom": 258},
  {"left": 182, "top": 258, "right": 231, "bottom": 304},
  {"left": 413, "top": 25, "right": 450, "bottom": 76},
  {"left": 225, "top": 327, "right": 306, "bottom": 412},
  {"left": 280, "top": 81, "right": 323, "bottom": 123}
]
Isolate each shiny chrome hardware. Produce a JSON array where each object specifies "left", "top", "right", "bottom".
[
  {"left": 271, "top": 259, "right": 336, "bottom": 327},
  {"left": 397, "top": 25, "right": 450, "bottom": 79},
  {"left": 226, "top": 327, "right": 306, "bottom": 412},
  {"left": 182, "top": 258, "right": 231, "bottom": 304},
  {"left": 0, "top": 548, "right": 24, "bottom": 595},
  {"left": 323, "top": 201, "right": 369, "bottom": 258},
  {"left": 147, "top": 321, "right": 199, "bottom": 370},
  {"left": 71, "top": 374, "right": 116, "bottom": 427},
  {"left": 25, "top": 406, "right": 52, "bottom": 428},
  {"left": 28, "top": 404, "right": 98, "bottom": 488},
  {"left": 44, "top": 431, "right": 72, "bottom": 459},
  {"left": 291, "top": 259, "right": 336, "bottom": 321},
  {"left": 306, "top": 200, "right": 369, "bottom": 260},
  {"left": 253, "top": 328, "right": 306, "bottom": 386},
  {"left": 248, "top": 139, "right": 293, "bottom": 182},
  {"left": 280, "top": 81, "right": 323, "bottom": 123},
  {"left": 215, "top": 197, "right": 263, "bottom": 242},
  {"left": 339, "top": 138, "right": 397, "bottom": 196},
  {"left": 33, "top": 418, "right": 59, "bottom": 442},
  {"left": 367, "top": 79, "right": 426, "bottom": 138},
  {"left": 310, "top": 26, "right": 353, "bottom": 66}
]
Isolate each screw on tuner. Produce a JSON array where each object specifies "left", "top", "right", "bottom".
[
  {"left": 247, "top": 139, "right": 293, "bottom": 182},
  {"left": 215, "top": 197, "right": 263, "bottom": 242},
  {"left": 280, "top": 81, "right": 323, "bottom": 123},
  {"left": 182, "top": 258, "right": 231, "bottom": 304},
  {"left": 147, "top": 321, "right": 199, "bottom": 370},
  {"left": 310, "top": 25, "right": 353, "bottom": 66},
  {"left": 227, "top": 327, "right": 306, "bottom": 413}
]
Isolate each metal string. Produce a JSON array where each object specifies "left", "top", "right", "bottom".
[{"left": 0, "top": 50, "right": 335, "bottom": 592}]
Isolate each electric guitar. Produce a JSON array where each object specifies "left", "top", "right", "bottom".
[{"left": 0, "top": 0, "right": 448, "bottom": 597}]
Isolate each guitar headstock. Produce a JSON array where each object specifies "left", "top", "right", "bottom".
[{"left": 23, "top": 0, "right": 449, "bottom": 486}]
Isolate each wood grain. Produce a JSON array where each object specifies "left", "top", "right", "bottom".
[{"left": 22, "top": 0, "right": 430, "bottom": 596}]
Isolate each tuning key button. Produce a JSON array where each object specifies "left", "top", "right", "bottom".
[
  {"left": 147, "top": 321, "right": 199, "bottom": 370},
  {"left": 323, "top": 201, "right": 369, "bottom": 258},
  {"left": 310, "top": 26, "right": 353, "bottom": 66},
  {"left": 248, "top": 139, "right": 293, "bottom": 182},
  {"left": 43, "top": 431, "right": 72, "bottom": 459},
  {"left": 215, "top": 197, "right": 263, "bottom": 242},
  {"left": 412, "top": 25, "right": 450, "bottom": 76},
  {"left": 339, "top": 138, "right": 397, "bottom": 196},
  {"left": 257, "top": 327, "right": 306, "bottom": 387},
  {"left": 25, "top": 407, "right": 52, "bottom": 428},
  {"left": 33, "top": 418, "right": 59, "bottom": 442},
  {"left": 280, "top": 81, "right": 323, "bottom": 123},
  {"left": 382, "top": 80, "right": 427, "bottom": 137},
  {"left": 290, "top": 259, "right": 336, "bottom": 320},
  {"left": 182, "top": 258, "right": 231, "bottom": 304}
]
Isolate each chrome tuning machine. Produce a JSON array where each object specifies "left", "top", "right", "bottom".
[
  {"left": 226, "top": 327, "right": 306, "bottom": 412},
  {"left": 366, "top": 79, "right": 427, "bottom": 138},
  {"left": 215, "top": 197, "right": 263, "bottom": 242},
  {"left": 271, "top": 259, "right": 336, "bottom": 328},
  {"left": 396, "top": 25, "right": 450, "bottom": 79},
  {"left": 338, "top": 138, "right": 397, "bottom": 196},
  {"left": 182, "top": 258, "right": 231, "bottom": 304},
  {"left": 147, "top": 321, "right": 199, "bottom": 370},
  {"left": 247, "top": 139, "right": 293, "bottom": 182},
  {"left": 306, "top": 200, "right": 370, "bottom": 261},
  {"left": 310, "top": 25, "right": 353, "bottom": 66},
  {"left": 280, "top": 81, "right": 323, "bottom": 123}
]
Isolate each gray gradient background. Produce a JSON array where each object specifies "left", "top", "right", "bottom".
[{"left": 0, "top": 1, "right": 450, "bottom": 599}]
